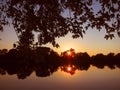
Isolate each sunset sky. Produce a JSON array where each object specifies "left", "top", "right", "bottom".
[
  {"left": 0, "top": 1, "right": 120, "bottom": 90},
  {"left": 0, "top": 25, "right": 120, "bottom": 56},
  {"left": 0, "top": 1, "right": 120, "bottom": 56}
]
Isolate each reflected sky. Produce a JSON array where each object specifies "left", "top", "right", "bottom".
[
  {"left": 0, "top": 66, "right": 120, "bottom": 90},
  {"left": 0, "top": 1, "right": 120, "bottom": 90}
]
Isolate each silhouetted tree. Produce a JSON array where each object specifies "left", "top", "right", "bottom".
[
  {"left": 105, "top": 53, "right": 116, "bottom": 69},
  {"left": 0, "top": 68, "right": 6, "bottom": 75},
  {"left": 74, "top": 52, "right": 90, "bottom": 70},
  {"left": 0, "top": 49, "right": 8, "bottom": 55},
  {"left": 1, "top": 47, "right": 120, "bottom": 78},
  {"left": 0, "top": 0, "right": 120, "bottom": 47},
  {"left": 91, "top": 53, "right": 106, "bottom": 69},
  {"left": 115, "top": 53, "right": 120, "bottom": 68}
]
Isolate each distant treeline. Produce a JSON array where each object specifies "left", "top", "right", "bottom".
[{"left": 0, "top": 47, "right": 120, "bottom": 79}]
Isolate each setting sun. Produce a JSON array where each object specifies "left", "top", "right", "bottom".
[
  {"left": 61, "top": 48, "right": 76, "bottom": 57},
  {"left": 67, "top": 51, "right": 71, "bottom": 55}
]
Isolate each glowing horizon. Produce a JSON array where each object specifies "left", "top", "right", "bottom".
[{"left": 0, "top": 26, "right": 120, "bottom": 56}]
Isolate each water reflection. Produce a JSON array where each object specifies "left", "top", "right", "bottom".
[
  {"left": 0, "top": 47, "right": 120, "bottom": 79},
  {"left": 60, "top": 65, "right": 76, "bottom": 75}
]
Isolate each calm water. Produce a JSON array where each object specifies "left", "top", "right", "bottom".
[{"left": 0, "top": 65, "right": 120, "bottom": 90}]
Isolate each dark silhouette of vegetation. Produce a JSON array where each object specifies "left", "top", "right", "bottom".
[
  {"left": 91, "top": 53, "right": 120, "bottom": 69},
  {"left": 0, "top": 48, "right": 120, "bottom": 79},
  {"left": 0, "top": 0, "right": 120, "bottom": 48},
  {"left": 0, "top": 47, "right": 60, "bottom": 79},
  {"left": 0, "top": 0, "right": 120, "bottom": 79}
]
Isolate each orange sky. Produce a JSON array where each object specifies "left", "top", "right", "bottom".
[
  {"left": 0, "top": 25, "right": 120, "bottom": 56},
  {"left": 0, "top": 1, "right": 120, "bottom": 56}
]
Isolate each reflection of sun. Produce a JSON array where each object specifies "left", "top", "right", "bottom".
[{"left": 67, "top": 67, "right": 71, "bottom": 71}]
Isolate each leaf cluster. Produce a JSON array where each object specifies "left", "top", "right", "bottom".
[{"left": 0, "top": 0, "right": 120, "bottom": 47}]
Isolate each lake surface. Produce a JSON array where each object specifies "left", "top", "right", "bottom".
[
  {"left": 0, "top": 49, "right": 120, "bottom": 90},
  {"left": 0, "top": 65, "right": 120, "bottom": 90}
]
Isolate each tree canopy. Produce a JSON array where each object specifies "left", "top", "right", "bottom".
[
  {"left": 0, "top": 0, "right": 120, "bottom": 48},
  {"left": 0, "top": 47, "right": 120, "bottom": 78}
]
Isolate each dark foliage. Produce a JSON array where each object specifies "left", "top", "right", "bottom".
[
  {"left": 0, "top": 0, "right": 120, "bottom": 47},
  {"left": 0, "top": 48, "right": 120, "bottom": 79}
]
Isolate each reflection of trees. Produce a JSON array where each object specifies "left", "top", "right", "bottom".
[
  {"left": 91, "top": 53, "right": 120, "bottom": 69},
  {"left": 60, "top": 65, "right": 76, "bottom": 75},
  {"left": 0, "top": 48, "right": 120, "bottom": 79},
  {"left": 115, "top": 53, "right": 120, "bottom": 68},
  {"left": 0, "top": 47, "right": 60, "bottom": 79},
  {"left": 34, "top": 48, "right": 60, "bottom": 77},
  {"left": 74, "top": 52, "right": 90, "bottom": 71}
]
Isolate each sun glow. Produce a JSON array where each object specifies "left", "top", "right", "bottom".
[
  {"left": 67, "top": 67, "right": 72, "bottom": 71},
  {"left": 59, "top": 65, "right": 76, "bottom": 75},
  {"left": 67, "top": 51, "right": 71, "bottom": 55},
  {"left": 61, "top": 48, "right": 76, "bottom": 57}
]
